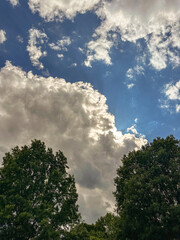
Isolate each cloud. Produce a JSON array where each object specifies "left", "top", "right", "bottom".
[
  {"left": 8, "top": 0, "right": 19, "bottom": 6},
  {"left": 165, "top": 80, "right": 180, "bottom": 101},
  {"left": 17, "top": 35, "right": 23, "bottom": 43},
  {"left": 134, "top": 118, "right": 138, "bottom": 123},
  {"left": 126, "top": 66, "right": 144, "bottom": 80},
  {"left": 49, "top": 36, "right": 71, "bottom": 51},
  {"left": 86, "top": 0, "right": 180, "bottom": 68},
  {"left": 27, "top": 28, "right": 48, "bottom": 69},
  {"left": 126, "top": 65, "right": 144, "bottom": 88},
  {"left": 71, "top": 63, "right": 77, "bottom": 67},
  {"left": 176, "top": 104, "right": 180, "bottom": 113},
  {"left": 147, "top": 22, "right": 180, "bottom": 70},
  {"left": 126, "top": 68, "right": 134, "bottom": 79},
  {"left": 84, "top": 37, "right": 113, "bottom": 67},
  {"left": 27, "top": 0, "right": 180, "bottom": 69},
  {"left": 127, "top": 83, "right": 135, "bottom": 89},
  {"left": 160, "top": 80, "right": 180, "bottom": 113},
  {"left": 0, "top": 30, "right": 7, "bottom": 44},
  {"left": 57, "top": 54, "right": 64, "bottom": 60},
  {"left": 0, "top": 61, "right": 147, "bottom": 223},
  {"left": 127, "top": 125, "right": 138, "bottom": 135},
  {"left": 28, "top": 0, "right": 100, "bottom": 21}
]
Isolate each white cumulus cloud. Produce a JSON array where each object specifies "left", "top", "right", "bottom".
[
  {"left": 27, "top": 28, "right": 48, "bottom": 69},
  {"left": 0, "top": 61, "right": 147, "bottom": 223}
]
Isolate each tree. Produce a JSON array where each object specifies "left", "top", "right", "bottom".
[
  {"left": 0, "top": 140, "right": 80, "bottom": 240},
  {"left": 65, "top": 222, "right": 93, "bottom": 240},
  {"left": 66, "top": 213, "right": 119, "bottom": 240},
  {"left": 93, "top": 213, "right": 119, "bottom": 240},
  {"left": 114, "top": 135, "right": 180, "bottom": 240}
]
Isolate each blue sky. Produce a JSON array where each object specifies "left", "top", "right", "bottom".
[{"left": 0, "top": 0, "right": 180, "bottom": 222}]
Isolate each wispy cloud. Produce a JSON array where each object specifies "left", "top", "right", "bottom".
[
  {"left": 16, "top": 35, "right": 23, "bottom": 43},
  {"left": 127, "top": 83, "right": 135, "bottom": 89},
  {"left": 126, "top": 65, "right": 144, "bottom": 88}
]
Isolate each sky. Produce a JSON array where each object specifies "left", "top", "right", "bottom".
[{"left": 0, "top": 0, "right": 180, "bottom": 223}]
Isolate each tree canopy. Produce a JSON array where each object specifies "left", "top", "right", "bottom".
[
  {"left": 114, "top": 135, "right": 180, "bottom": 240},
  {"left": 0, "top": 136, "right": 180, "bottom": 240},
  {"left": 0, "top": 140, "right": 80, "bottom": 240},
  {"left": 66, "top": 213, "right": 119, "bottom": 240}
]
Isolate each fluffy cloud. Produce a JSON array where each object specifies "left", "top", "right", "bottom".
[
  {"left": 27, "top": 28, "right": 48, "bottom": 69},
  {"left": 84, "top": 37, "right": 113, "bottom": 67},
  {"left": 147, "top": 20, "right": 180, "bottom": 70},
  {"left": 57, "top": 54, "right": 64, "bottom": 60},
  {"left": 8, "top": 0, "right": 19, "bottom": 6},
  {"left": 161, "top": 80, "right": 180, "bottom": 113},
  {"left": 165, "top": 80, "right": 180, "bottom": 101},
  {"left": 49, "top": 36, "right": 71, "bottom": 51},
  {"left": 0, "top": 61, "right": 147, "bottom": 223},
  {"left": 87, "top": 0, "right": 180, "bottom": 68},
  {"left": 0, "top": 30, "right": 7, "bottom": 44},
  {"left": 27, "top": 0, "right": 180, "bottom": 69},
  {"left": 28, "top": 0, "right": 100, "bottom": 21}
]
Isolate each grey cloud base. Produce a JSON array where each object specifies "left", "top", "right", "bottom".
[{"left": 0, "top": 61, "right": 147, "bottom": 222}]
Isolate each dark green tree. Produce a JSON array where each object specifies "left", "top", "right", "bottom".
[
  {"left": 114, "top": 135, "right": 180, "bottom": 240},
  {"left": 65, "top": 222, "right": 93, "bottom": 240},
  {"left": 0, "top": 140, "right": 80, "bottom": 240},
  {"left": 66, "top": 213, "right": 119, "bottom": 240},
  {"left": 94, "top": 213, "right": 119, "bottom": 240}
]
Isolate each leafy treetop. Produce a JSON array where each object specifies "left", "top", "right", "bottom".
[
  {"left": 0, "top": 140, "right": 80, "bottom": 240},
  {"left": 114, "top": 135, "right": 180, "bottom": 240}
]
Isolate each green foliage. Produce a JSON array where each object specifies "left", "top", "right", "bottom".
[
  {"left": 65, "top": 223, "right": 93, "bottom": 240},
  {"left": 66, "top": 213, "right": 119, "bottom": 240},
  {"left": 94, "top": 213, "right": 119, "bottom": 240},
  {"left": 0, "top": 140, "right": 80, "bottom": 239},
  {"left": 114, "top": 135, "right": 180, "bottom": 240}
]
